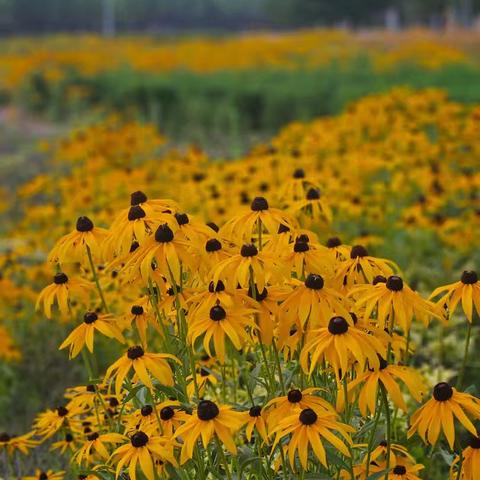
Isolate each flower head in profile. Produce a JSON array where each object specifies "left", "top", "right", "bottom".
[
  {"left": 450, "top": 435, "right": 480, "bottom": 480},
  {"left": 187, "top": 303, "right": 257, "bottom": 363},
  {"left": 36, "top": 272, "right": 93, "bottom": 319},
  {"left": 173, "top": 400, "right": 245, "bottom": 464},
  {"left": 337, "top": 356, "right": 427, "bottom": 415},
  {"left": 270, "top": 407, "right": 353, "bottom": 470},
  {"left": 103, "top": 191, "right": 175, "bottom": 259},
  {"left": 221, "top": 196, "right": 294, "bottom": 242},
  {"left": 351, "top": 275, "right": 443, "bottom": 331},
  {"left": 104, "top": 346, "right": 179, "bottom": 396},
  {"left": 59, "top": 312, "right": 125, "bottom": 359},
  {"left": 430, "top": 270, "right": 480, "bottom": 322},
  {"left": 48, "top": 216, "right": 108, "bottom": 264},
  {"left": 408, "top": 382, "right": 480, "bottom": 449},
  {"left": 110, "top": 429, "right": 178, "bottom": 480},
  {"left": 300, "top": 316, "right": 386, "bottom": 379},
  {"left": 23, "top": 470, "right": 65, "bottom": 480},
  {"left": 334, "top": 245, "right": 397, "bottom": 289},
  {"left": 72, "top": 431, "right": 124, "bottom": 465},
  {"left": 243, "top": 405, "right": 269, "bottom": 443},
  {"left": 0, "top": 431, "right": 38, "bottom": 456}
]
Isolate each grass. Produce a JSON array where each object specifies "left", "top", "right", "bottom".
[{"left": 11, "top": 59, "right": 480, "bottom": 156}]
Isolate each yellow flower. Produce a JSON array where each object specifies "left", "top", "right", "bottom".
[
  {"left": 408, "top": 382, "right": 480, "bottom": 449},
  {"left": 430, "top": 270, "right": 480, "bottom": 322},
  {"left": 270, "top": 407, "right": 353, "bottom": 470},
  {"left": 60, "top": 312, "right": 125, "bottom": 359},
  {"left": 48, "top": 216, "right": 108, "bottom": 264},
  {"left": 104, "top": 346, "right": 179, "bottom": 396},
  {"left": 173, "top": 400, "right": 245, "bottom": 464},
  {"left": 36, "top": 272, "right": 93, "bottom": 319}
]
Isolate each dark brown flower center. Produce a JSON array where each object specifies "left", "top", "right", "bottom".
[
  {"left": 130, "top": 191, "right": 147, "bottom": 206},
  {"left": 249, "top": 405, "right": 262, "bottom": 417},
  {"left": 251, "top": 197, "right": 269, "bottom": 211},
  {"left": 294, "top": 241, "right": 309, "bottom": 253},
  {"left": 127, "top": 345, "right": 144, "bottom": 360},
  {"left": 54, "top": 272, "right": 68, "bottom": 284},
  {"left": 326, "top": 237, "right": 341, "bottom": 248},
  {"left": 468, "top": 436, "right": 480, "bottom": 449},
  {"left": 306, "top": 188, "right": 320, "bottom": 200},
  {"left": 140, "top": 405, "right": 153, "bottom": 416},
  {"left": 373, "top": 275, "right": 387, "bottom": 285},
  {"left": 197, "top": 400, "right": 219, "bottom": 421},
  {"left": 433, "top": 382, "right": 453, "bottom": 401},
  {"left": 299, "top": 408, "right": 317, "bottom": 425},
  {"left": 39, "top": 472, "right": 48, "bottom": 480},
  {"left": 87, "top": 432, "right": 99, "bottom": 441},
  {"left": 57, "top": 406, "right": 69, "bottom": 417},
  {"left": 293, "top": 168, "right": 305, "bottom": 179},
  {"left": 241, "top": 244, "right": 258, "bottom": 257},
  {"left": 328, "top": 316, "right": 349, "bottom": 335},
  {"left": 386, "top": 275, "right": 403, "bottom": 291},
  {"left": 154, "top": 224, "right": 174, "bottom": 243},
  {"left": 210, "top": 305, "right": 226, "bottom": 321},
  {"left": 131, "top": 431, "right": 149, "bottom": 447},
  {"left": 287, "top": 389, "right": 302, "bottom": 403},
  {"left": 305, "top": 273, "right": 324, "bottom": 290},
  {"left": 83, "top": 312, "right": 98, "bottom": 324},
  {"left": 0, "top": 432, "right": 10, "bottom": 442},
  {"left": 393, "top": 465, "right": 406, "bottom": 475},
  {"left": 175, "top": 213, "right": 189, "bottom": 226},
  {"left": 205, "top": 239, "right": 222, "bottom": 252},
  {"left": 208, "top": 280, "right": 225, "bottom": 293},
  {"left": 461, "top": 270, "right": 478, "bottom": 285},
  {"left": 128, "top": 205, "right": 146, "bottom": 221},
  {"left": 131, "top": 305, "right": 144, "bottom": 316},
  {"left": 76, "top": 216, "right": 94, "bottom": 232},
  {"left": 350, "top": 245, "right": 368, "bottom": 258},
  {"left": 160, "top": 406, "right": 175, "bottom": 420}
]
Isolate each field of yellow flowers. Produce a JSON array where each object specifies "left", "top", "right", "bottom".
[{"left": 1, "top": 30, "right": 480, "bottom": 480}]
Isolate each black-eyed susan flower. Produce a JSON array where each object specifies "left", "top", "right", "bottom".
[
  {"left": 270, "top": 407, "right": 353, "bottom": 470},
  {"left": 0, "top": 431, "right": 38, "bottom": 456},
  {"left": 351, "top": 275, "right": 442, "bottom": 331},
  {"left": 221, "top": 196, "right": 293, "bottom": 242},
  {"left": 243, "top": 405, "right": 269, "bottom": 443},
  {"left": 104, "top": 346, "right": 179, "bottom": 395},
  {"left": 23, "top": 470, "right": 65, "bottom": 480},
  {"left": 186, "top": 366, "right": 218, "bottom": 399},
  {"left": 450, "top": 435, "right": 480, "bottom": 479},
  {"left": 110, "top": 429, "right": 178, "bottom": 480},
  {"left": 36, "top": 272, "right": 93, "bottom": 319},
  {"left": 334, "top": 245, "right": 397, "bottom": 288},
  {"left": 122, "top": 301, "right": 160, "bottom": 348},
  {"left": 430, "top": 270, "right": 480, "bottom": 322},
  {"left": 34, "top": 405, "right": 84, "bottom": 439},
  {"left": 265, "top": 388, "right": 335, "bottom": 427},
  {"left": 50, "top": 432, "right": 77, "bottom": 454},
  {"left": 59, "top": 312, "right": 125, "bottom": 359},
  {"left": 123, "top": 223, "right": 190, "bottom": 285},
  {"left": 173, "top": 400, "right": 245, "bottom": 464},
  {"left": 212, "top": 243, "right": 273, "bottom": 292},
  {"left": 103, "top": 191, "right": 174, "bottom": 259},
  {"left": 408, "top": 382, "right": 480, "bottom": 449},
  {"left": 289, "top": 187, "right": 332, "bottom": 227},
  {"left": 337, "top": 356, "right": 427, "bottom": 415},
  {"left": 300, "top": 316, "right": 386, "bottom": 379},
  {"left": 280, "top": 237, "right": 335, "bottom": 278},
  {"left": 281, "top": 274, "right": 350, "bottom": 331},
  {"left": 325, "top": 236, "right": 351, "bottom": 260},
  {"left": 48, "top": 216, "right": 108, "bottom": 264},
  {"left": 187, "top": 303, "right": 257, "bottom": 363},
  {"left": 73, "top": 432, "right": 124, "bottom": 465}
]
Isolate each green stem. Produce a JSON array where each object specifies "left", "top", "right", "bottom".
[
  {"left": 272, "top": 339, "right": 286, "bottom": 395},
  {"left": 215, "top": 436, "right": 232, "bottom": 480},
  {"left": 86, "top": 245, "right": 108, "bottom": 313},
  {"left": 380, "top": 383, "right": 391, "bottom": 479},
  {"left": 364, "top": 392, "right": 382, "bottom": 478},
  {"left": 457, "top": 321, "right": 472, "bottom": 389}
]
